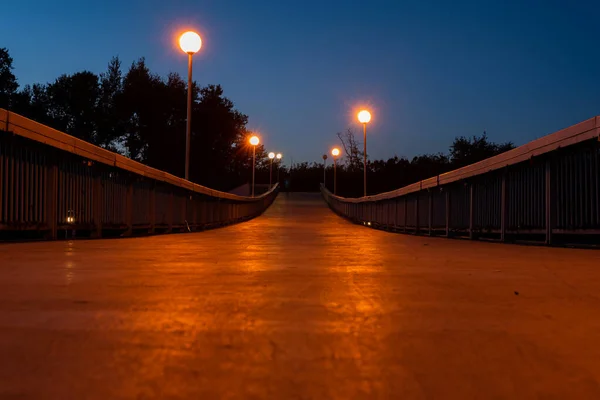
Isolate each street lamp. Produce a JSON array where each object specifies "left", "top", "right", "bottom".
[
  {"left": 179, "top": 31, "right": 202, "bottom": 181},
  {"left": 268, "top": 152, "right": 275, "bottom": 189},
  {"left": 249, "top": 135, "right": 260, "bottom": 197},
  {"left": 358, "top": 109, "right": 372, "bottom": 197},
  {"left": 322, "top": 154, "right": 327, "bottom": 188},
  {"left": 331, "top": 147, "right": 340, "bottom": 195},
  {"left": 276, "top": 153, "right": 282, "bottom": 183}
]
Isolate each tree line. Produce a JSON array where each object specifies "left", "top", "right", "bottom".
[
  {"left": 284, "top": 128, "right": 515, "bottom": 196},
  {"left": 0, "top": 47, "right": 269, "bottom": 191},
  {"left": 1, "top": 47, "right": 515, "bottom": 197}
]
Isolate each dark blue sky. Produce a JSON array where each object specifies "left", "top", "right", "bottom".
[{"left": 2, "top": 0, "right": 599, "bottom": 164}]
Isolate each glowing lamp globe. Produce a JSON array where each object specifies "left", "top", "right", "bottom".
[
  {"left": 276, "top": 153, "right": 282, "bottom": 160},
  {"left": 268, "top": 152, "right": 275, "bottom": 159},
  {"left": 249, "top": 136, "right": 260, "bottom": 146},
  {"left": 331, "top": 148, "right": 340, "bottom": 157},
  {"left": 358, "top": 110, "right": 372, "bottom": 124},
  {"left": 179, "top": 31, "right": 202, "bottom": 54}
]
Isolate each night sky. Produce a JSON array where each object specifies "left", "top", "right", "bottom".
[{"left": 2, "top": 0, "right": 599, "bottom": 165}]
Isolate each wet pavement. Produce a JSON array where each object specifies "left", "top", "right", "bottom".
[{"left": 1, "top": 193, "right": 600, "bottom": 399}]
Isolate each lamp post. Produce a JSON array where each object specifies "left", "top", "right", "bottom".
[
  {"left": 276, "top": 153, "right": 282, "bottom": 183},
  {"left": 358, "top": 109, "right": 372, "bottom": 197},
  {"left": 249, "top": 135, "right": 260, "bottom": 197},
  {"left": 179, "top": 31, "right": 202, "bottom": 181},
  {"left": 268, "top": 152, "right": 275, "bottom": 188},
  {"left": 322, "top": 154, "right": 327, "bottom": 188},
  {"left": 331, "top": 147, "right": 340, "bottom": 195}
]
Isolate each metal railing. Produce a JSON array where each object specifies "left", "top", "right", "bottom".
[
  {"left": 0, "top": 109, "right": 278, "bottom": 239},
  {"left": 322, "top": 116, "right": 600, "bottom": 245}
]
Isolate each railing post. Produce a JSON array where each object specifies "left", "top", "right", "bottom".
[
  {"left": 46, "top": 162, "right": 58, "bottom": 240},
  {"left": 394, "top": 199, "right": 399, "bottom": 230},
  {"left": 428, "top": 190, "right": 433, "bottom": 235},
  {"left": 167, "top": 191, "right": 173, "bottom": 233},
  {"left": 149, "top": 182, "right": 156, "bottom": 234},
  {"left": 183, "top": 193, "right": 188, "bottom": 231},
  {"left": 192, "top": 195, "right": 197, "bottom": 231},
  {"left": 501, "top": 171, "right": 507, "bottom": 242},
  {"left": 404, "top": 198, "right": 407, "bottom": 232},
  {"left": 469, "top": 183, "right": 474, "bottom": 239},
  {"left": 92, "top": 171, "right": 102, "bottom": 238},
  {"left": 445, "top": 189, "right": 450, "bottom": 237},
  {"left": 415, "top": 196, "right": 419, "bottom": 233},
  {"left": 545, "top": 159, "right": 552, "bottom": 245},
  {"left": 124, "top": 179, "right": 133, "bottom": 236}
]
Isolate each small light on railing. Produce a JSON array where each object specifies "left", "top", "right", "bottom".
[{"left": 367, "top": 222, "right": 372, "bottom": 226}]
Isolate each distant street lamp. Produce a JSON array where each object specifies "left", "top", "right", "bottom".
[
  {"left": 276, "top": 153, "right": 282, "bottom": 182},
  {"left": 322, "top": 154, "right": 328, "bottom": 188},
  {"left": 331, "top": 147, "right": 340, "bottom": 195},
  {"left": 179, "top": 31, "right": 202, "bottom": 181},
  {"left": 249, "top": 135, "right": 260, "bottom": 197},
  {"left": 268, "top": 152, "right": 275, "bottom": 188},
  {"left": 358, "top": 109, "right": 372, "bottom": 197}
]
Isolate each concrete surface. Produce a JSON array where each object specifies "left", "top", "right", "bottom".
[{"left": 1, "top": 193, "right": 600, "bottom": 399}]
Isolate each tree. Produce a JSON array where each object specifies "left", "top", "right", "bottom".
[
  {"left": 96, "top": 57, "right": 125, "bottom": 150},
  {"left": 410, "top": 153, "right": 450, "bottom": 181},
  {"left": 120, "top": 58, "right": 165, "bottom": 161},
  {"left": 147, "top": 72, "right": 187, "bottom": 174},
  {"left": 46, "top": 71, "right": 100, "bottom": 143},
  {"left": 450, "top": 131, "right": 515, "bottom": 167},
  {"left": 10, "top": 84, "right": 33, "bottom": 115},
  {"left": 12, "top": 84, "right": 54, "bottom": 126},
  {"left": 336, "top": 128, "right": 363, "bottom": 171},
  {"left": 190, "top": 84, "right": 252, "bottom": 189},
  {"left": 0, "top": 48, "right": 18, "bottom": 109}
]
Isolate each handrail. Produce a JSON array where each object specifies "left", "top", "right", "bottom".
[
  {"left": 322, "top": 115, "right": 600, "bottom": 246},
  {"left": 331, "top": 115, "right": 600, "bottom": 203},
  {"left": 0, "top": 108, "right": 274, "bottom": 202}
]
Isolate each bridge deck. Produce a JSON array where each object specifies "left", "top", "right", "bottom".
[{"left": 1, "top": 193, "right": 600, "bottom": 399}]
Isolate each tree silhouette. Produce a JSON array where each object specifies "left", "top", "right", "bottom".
[
  {"left": 120, "top": 58, "right": 175, "bottom": 162},
  {"left": 12, "top": 84, "right": 54, "bottom": 125},
  {"left": 0, "top": 48, "right": 18, "bottom": 109},
  {"left": 46, "top": 71, "right": 100, "bottom": 143},
  {"left": 190, "top": 84, "right": 247, "bottom": 187},
  {"left": 336, "top": 128, "right": 363, "bottom": 171},
  {"left": 96, "top": 57, "right": 125, "bottom": 150},
  {"left": 450, "top": 131, "right": 514, "bottom": 167}
]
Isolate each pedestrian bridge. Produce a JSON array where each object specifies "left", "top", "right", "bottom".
[
  {"left": 2, "top": 193, "right": 600, "bottom": 398},
  {"left": 2, "top": 109, "right": 599, "bottom": 245}
]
